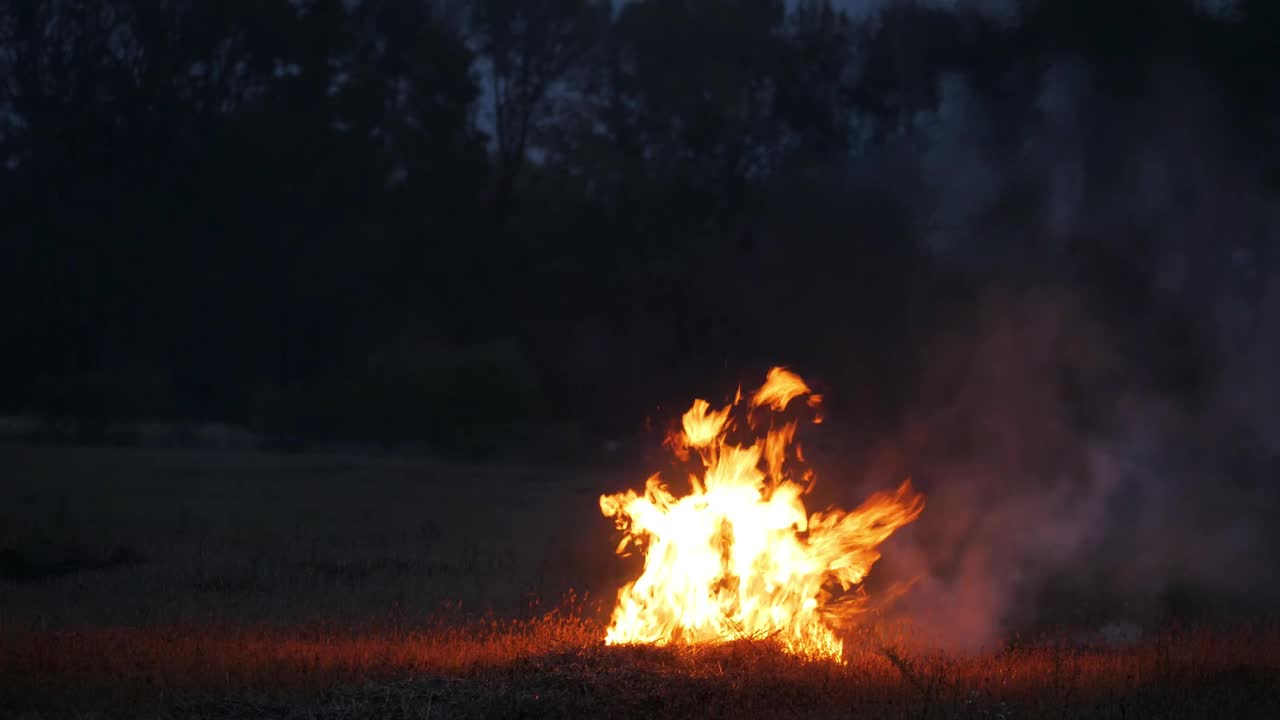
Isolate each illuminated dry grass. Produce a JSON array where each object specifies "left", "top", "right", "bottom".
[
  {"left": 1, "top": 612, "right": 598, "bottom": 712},
  {"left": 3, "top": 619, "right": 1278, "bottom": 719},
  {"left": 2, "top": 445, "right": 1278, "bottom": 718}
]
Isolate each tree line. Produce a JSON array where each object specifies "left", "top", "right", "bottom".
[{"left": 1, "top": 0, "right": 1277, "bottom": 459}]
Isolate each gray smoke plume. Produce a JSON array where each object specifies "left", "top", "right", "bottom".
[{"left": 847, "top": 55, "right": 1280, "bottom": 651}]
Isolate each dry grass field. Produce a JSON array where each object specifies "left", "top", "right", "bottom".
[{"left": 2, "top": 444, "right": 1277, "bottom": 719}]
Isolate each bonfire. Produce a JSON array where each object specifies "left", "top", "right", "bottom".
[{"left": 599, "top": 368, "right": 925, "bottom": 661}]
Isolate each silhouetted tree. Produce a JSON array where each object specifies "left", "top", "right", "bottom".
[
  {"left": 471, "top": 0, "right": 608, "bottom": 227},
  {"left": 0, "top": 0, "right": 1272, "bottom": 460}
]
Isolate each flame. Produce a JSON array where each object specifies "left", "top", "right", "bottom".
[
  {"left": 599, "top": 367, "right": 924, "bottom": 661},
  {"left": 751, "top": 367, "right": 812, "bottom": 411}
]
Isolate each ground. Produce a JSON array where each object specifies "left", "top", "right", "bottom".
[{"left": 2, "top": 444, "right": 1277, "bottom": 719}]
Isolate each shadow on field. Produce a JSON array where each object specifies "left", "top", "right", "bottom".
[{"left": 0, "top": 545, "right": 145, "bottom": 583}]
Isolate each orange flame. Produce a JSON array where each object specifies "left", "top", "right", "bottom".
[
  {"left": 599, "top": 368, "right": 924, "bottom": 661},
  {"left": 751, "top": 366, "right": 812, "bottom": 411}
]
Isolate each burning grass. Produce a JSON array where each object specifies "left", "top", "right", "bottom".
[
  {"left": 3, "top": 616, "right": 1279, "bottom": 719},
  {"left": 2, "top": 444, "right": 1278, "bottom": 718},
  {"left": 598, "top": 368, "right": 924, "bottom": 660}
]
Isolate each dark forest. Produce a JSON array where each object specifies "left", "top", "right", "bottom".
[{"left": 4, "top": 0, "right": 1277, "bottom": 461}]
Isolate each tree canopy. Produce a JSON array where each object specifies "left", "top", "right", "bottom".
[{"left": 1, "top": 0, "right": 1276, "bottom": 459}]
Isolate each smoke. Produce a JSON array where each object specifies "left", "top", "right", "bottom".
[
  {"left": 825, "top": 0, "right": 1018, "bottom": 21},
  {"left": 823, "top": 0, "right": 1237, "bottom": 22},
  {"left": 856, "top": 55, "right": 1280, "bottom": 651}
]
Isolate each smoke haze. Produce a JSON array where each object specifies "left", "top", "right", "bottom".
[{"left": 832, "top": 53, "right": 1280, "bottom": 650}]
